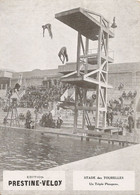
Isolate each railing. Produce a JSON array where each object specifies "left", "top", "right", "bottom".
[
  {"left": 87, "top": 48, "right": 114, "bottom": 60},
  {"left": 84, "top": 8, "right": 109, "bottom": 28}
]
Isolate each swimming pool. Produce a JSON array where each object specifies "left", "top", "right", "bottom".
[{"left": 0, "top": 128, "right": 122, "bottom": 180}]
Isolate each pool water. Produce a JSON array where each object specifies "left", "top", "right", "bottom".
[{"left": 0, "top": 128, "right": 122, "bottom": 180}]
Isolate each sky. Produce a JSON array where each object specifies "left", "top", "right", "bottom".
[{"left": 0, "top": 0, "right": 140, "bottom": 72}]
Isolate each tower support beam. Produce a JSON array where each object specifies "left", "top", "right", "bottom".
[{"left": 56, "top": 8, "right": 114, "bottom": 131}]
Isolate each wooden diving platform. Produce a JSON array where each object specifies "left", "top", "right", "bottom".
[
  {"left": 97, "top": 127, "right": 123, "bottom": 135},
  {"left": 61, "top": 72, "right": 112, "bottom": 89},
  {"left": 62, "top": 75, "right": 96, "bottom": 89},
  {"left": 56, "top": 8, "right": 115, "bottom": 130},
  {"left": 55, "top": 7, "right": 114, "bottom": 40}
]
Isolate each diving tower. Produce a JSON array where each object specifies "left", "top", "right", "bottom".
[{"left": 55, "top": 7, "right": 115, "bottom": 132}]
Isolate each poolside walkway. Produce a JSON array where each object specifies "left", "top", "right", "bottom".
[{"left": 0, "top": 123, "right": 140, "bottom": 146}]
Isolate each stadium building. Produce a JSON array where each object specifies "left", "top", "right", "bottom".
[{"left": 0, "top": 61, "right": 139, "bottom": 90}]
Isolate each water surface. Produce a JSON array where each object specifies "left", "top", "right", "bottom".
[{"left": 0, "top": 128, "right": 122, "bottom": 181}]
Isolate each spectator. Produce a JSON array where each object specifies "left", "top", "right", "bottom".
[
  {"left": 133, "top": 90, "right": 137, "bottom": 98},
  {"left": 118, "top": 83, "right": 124, "bottom": 90},
  {"left": 122, "top": 91, "right": 126, "bottom": 98},
  {"left": 57, "top": 117, "right": 63, "bottom": 128},
  {"left": 119, "top": 97, "right": 123, "bottom": 108},
  {"left": 128, "top": 113, "right": 134, "bottom": 133},
  {"left": 127, "top": 91, "right": 133, "bottom": 99},
  {"left": 25, "top": 110, "right": 32, "bottom": 129},
  {"left": 106, "top": 111, "right": 110, "bottom": 126},
  {"left": 19, "top": 81, "right": 72, "bottom": 108},
  {"left": 110, "top": 110, "right": 114, "bottom": 126}
]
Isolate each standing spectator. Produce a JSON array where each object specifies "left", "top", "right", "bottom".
[
  {"left": 119, "top": 97, "right": 123, "bottom": 109},
  {"left": 128, "top": 114, "right": 134, "bottom": 133},
  {"left": 48, "top": 112, "right": 53, "bottom": 127},
  {"left": 110, "top": 110, "right": 114, "bottom": 126},
  {"left": 122, "top": 119, "right": 128, "bottom": 136},
  {"left": 57, "top": 117, "right": 63, "bottom": 128},
  {"left": 106, "top": 110, "right": 110, "bottom": 126},
  {"left": 25, "top": 110, "right": 32, "bottom": 129}
]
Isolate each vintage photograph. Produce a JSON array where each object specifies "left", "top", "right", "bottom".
[{"left": 0, "top": 0, "right": 140, "bottom": 194}]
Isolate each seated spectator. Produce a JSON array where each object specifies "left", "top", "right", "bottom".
[
  {"left": 19, "top": 113, "right": 25, "bottom": 121},
  {"left": 3, "top": 117, "right": 7, "bottom": 125},
  {"left": 118, "top": 83, "right": 124, "bottom": 90},
  {"left": 57, "top": 117, "right": 63, "bottom": 128},
  {"left": 122, "top": 91, "right": 126, "bottom": 98},
  {"left": 133, "top": 90, "right": 137, "bottom": 98},
  {"left": 127, "top": 91, "right": 133, "bottom": 99},
  {"left": 19, "top": 81, "right": 73, "bottom": 109},
  {"left": 92, "top": 94, "right": 96, "bottom": 102}
]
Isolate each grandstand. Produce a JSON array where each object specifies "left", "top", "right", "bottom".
[{"left": 0, "top": 61, "right": 140, "bottom": 129}]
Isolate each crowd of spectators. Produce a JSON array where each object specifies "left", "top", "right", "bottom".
[
  {"left": 106, "top": 108, "right": 135, "bottom": 133},
  {"left": 20, "top": 83, "right": 137, "bottom": 133},
  {"left": 17, "top": 109, "right": 63, "bottom": 129},
  {"left": 122, "top": 90, "right": 137, "bottom": 99},
  {"left": 108, "top": 90, "right": 136, "bottom": 116},
  {"left": 40, "top": 112, "right": 63, "bottom": 128},
  {"left": 107, "top": 89, "right": 137, "bottom": 133},
  {"left": 19, "top": 81, "right": 71, "bottom": 109},
  {"left": 108, "top": 100, "right": 134, "bottom": 116},
  {"left": 1, "top": 78, "right": 138, "bottom": 133}
]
